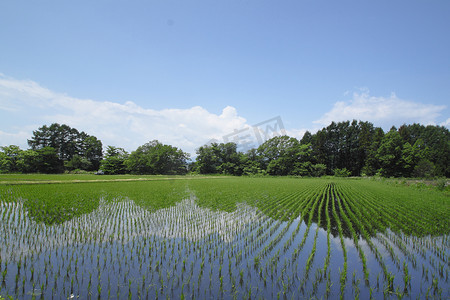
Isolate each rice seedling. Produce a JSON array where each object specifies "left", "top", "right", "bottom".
[{"left": 0, "top": 176, "right": 448, "bottom": 299}]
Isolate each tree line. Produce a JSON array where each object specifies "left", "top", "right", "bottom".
[
  {"left": 0, "top": 121, "right": 448, "bottom": 177},
  {"left": 0, "top": 123, "right": 188, "bottom": 175},
  {"left": 195, "top": 120, "right": 449, "bottom": 178}
]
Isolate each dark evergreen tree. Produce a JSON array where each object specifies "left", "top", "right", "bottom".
[
  {"left": 28, "top": 123, "right": 102, "bottom": 171},
  {"left": 100, "top": 146, "right": 129, "bottom": 175}
]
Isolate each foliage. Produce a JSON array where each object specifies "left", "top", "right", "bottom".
[
  {"left": 399, "top": 123, "right": 450, "bottom": 176},
  {"left": 1, "top": 121, "right": 449, "bottom": 178},
  {"left": 413, "top": 159, "right": 436, "bottom": 178},
  {"left": 125, "top": 140, "right": 189, "bottom": 175},
  {"left": 100, "top": 146, "right": 129, "bottom": 174},
  {"left": 27, "top": 123, "right": 102, "bottom": 171},
  {"left": 307, "top": 120, "right": 376, "bottom": 176},
  {"left": 34, "top": 146, "right": 63, "bottom": 173},
  {"left": 310, "top": 163, "right": 327, "bottom": 177},
  {"left": 0, "top": 145, "right": 62, "bottom": 173},
  {"left": 0, "top": 145, "right": 22, "bottom": 173},
  {"left": 195, "top": 142, "right": 242, "bottom": 175},
  {"left": 191, "top": 120, "right": 449, "bottom": 179},
  {"left": 257, "top": 136, "right": 311, "bottom": 176},
  {"left": 333, "top": 168, "right": 351, "bottom": 177},
  {"left": 64, "top": 154, "right": 92, "bottom": 171}
]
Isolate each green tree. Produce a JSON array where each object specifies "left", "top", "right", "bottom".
[
  {"left": 28, "top": 123, "right": 102, "bottom": 171},
  {"left": 299, "top": 131, "right": 313, "bottom": 145},
  {"left": 240, "top": 149, "right": 265, "bottom": 175},
  {"left": 195, "top": 143, "right": 221, "bottom": 174},
  {"left": 398, "top": 123, "right": 449, "bottom": 176},
  {"left": 362, "top": 127, "right": 384, "bottom": 176},
  {"left": 311, "top": 120, "right": 374, "bottom": 175},
  {"left": 35, "top": 147, "right": 63, "bottom": 173},
  {"left": 100, "top": 146, "right": 129, "bottom": 175},
  {"left": 376, "top": 128, "right": 405, "bottom": 177},
  {"left": 217, "top": 143, "right": 241, "bottom": 175},
  {"left": 401, "top": 139, "right": 428, "bottom": 177},
  {"left": 64, "top": 155, "right": 92, "bottom": 171},
  {"left": 195, "top": 142, "right": 242, "bottom": 175},
  {"left": 310, "top": 163, "right": 327, "bottom": 177},
  {"left": 17, "top": 149, "right": 39, "bottom": 173},
  {"left": 82, "top": 135, "right": 103, "bottom": 170},
  {"left": 125, "top": 140, "right": 189, "bottom": 175},
  {"left": 0, "top": 145, "right": 22, "bottom": 173},
  {"left": 412, "top": 159, "right": 436, "bottom": 178},
  {"left": 257, "top": 136, "right": 310, "bottom": 176},
  {"left": 310, "top": 129, "right": 328, "bottom": 168}
]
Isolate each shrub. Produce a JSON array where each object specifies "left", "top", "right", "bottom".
[{"left": 333, "top": 168, "right": 351, "bottom": 177}]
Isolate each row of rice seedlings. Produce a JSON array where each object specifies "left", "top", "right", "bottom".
[
  {"left": 342, "top": 188, "right": 421, "bottom": 279},
  {"left": 252, "top": 188, "right": 320, "bottom": 295},
  {"left": 1, "top": 177, "right": 448, "bottom": 299},
  {"left": 256, "top": 191, "right": 306, "bottom": 261},
  {"left": 336, "top": 185, "right": 409, "bottom": 298},
  {"left": 332, "top": 184, "right": 370, "bottom": 288},
  {"left": 383, "top": 231, "right": 418, "bottom": 270},
  {"left": 337, "top": 182, "right": 425, "bottom": 295},
  {"left": 328, "top": 183, "right": 348, "bottom": 300},
  {"left": 230, "top": 192, "right": 296, "bottom": 279},
  {"left": 1, "top": 186, "right": 274, "bottom": 299},
  {"left": 278, "top": 182, "right": 328, "bottom": 257},
  {"left": 410, "top": 234, "right": 449, "bottom": 270},
  {"left": 290, "top": 187, "right": 323, "bottom": 265},
  {"left": 336, "top": 181, "right": 449, "bottom": 298},
  {"left": 234, "top": 191, "right": 304, "bottom": 295},
  {"left": 230, "top": 188, "right": 318, "bottom": 298},
  {"left": 278, "top": 187, "right": 327, "bottom": 295},
  {"left": 207, "top": 178, "right": 330, "bottom": 298},
  {"left": 183, "top": 180, "right": 311, "bottom": 298},
  {"left": 423, "top": 236, "right": 448, "bottom": 265},
  {"left": 252, "top": 191, "right": 314, "bottom": 295},
  {"left": 321, "top": 183, "right": 333, "bottom": 299},
  {"left": 338, "top": 183, "right": 417, "bottom": 297},
  {"left": 336, "top": 184, "right": 401, "bottom": 298},
  {"left": 349, "top": 179, "right": 450, "bottom": 271},
  {"left": 341, "top": 179, "right": 449, "bottom": 236},
  {"left": 298, "top": 185, "right": 327, "bottom": 296},
  {"left": 339, "top": 181, "right": 407, "bottom": 234},
  {"left": 336, "top": 185, "right": 389, "bottom": 265}
]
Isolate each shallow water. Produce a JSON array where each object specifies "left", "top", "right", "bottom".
[{"left": 0, "top": 198, "right": 448, "bottom": 299}]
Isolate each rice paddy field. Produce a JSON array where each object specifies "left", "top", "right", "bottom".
[{"left": 0, "top": 175, "right": 449, "bottom": 299}]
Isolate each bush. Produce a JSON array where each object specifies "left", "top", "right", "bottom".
[
  {"left": 311, "top": 164, "right": 327, "bottom": 177},
  {"left": 412, "top": 159, "right": 436, "bottom": 178},
  {"left": 333, "top": 168, "right": 351, "bottom": 177},
  {"left": 436, "top": 178, "right": 448, "bottom": 191}
]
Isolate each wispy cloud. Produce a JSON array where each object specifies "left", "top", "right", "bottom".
[
  {"left": 314, "top": 90, "right": 447, "bottom": 129},
  {"left": 0, "top": 129, "right": 31, "bottom": 148},
  {"left": 441, "top": 118, "right": 450, "bottom": 127},
  {"left": 0, "top": 74, "right": 248, "bottom": 155}
]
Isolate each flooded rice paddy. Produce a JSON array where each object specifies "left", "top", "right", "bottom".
[{"left": 0, "top": 178, "right": 449, "bottom": 299}]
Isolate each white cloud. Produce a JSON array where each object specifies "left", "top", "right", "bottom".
[
  {"left": 285, "top": 128, "right": 308, "bottom": 140},
  {"left": 0, "top": 130, "right": 31, "bottom": 148},
  {"left": 314, "top": 90, "right": 447, "bottom": 129},
  {"left": 0, "top": 74, "right": 249, "bottom": 155},
  {"left": 441, "top": 118, "right": 450, "bottom": 127}
]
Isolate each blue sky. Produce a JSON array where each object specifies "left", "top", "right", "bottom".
[{"left": 1, "top": 0, "right": 449, "bottom": 155}]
